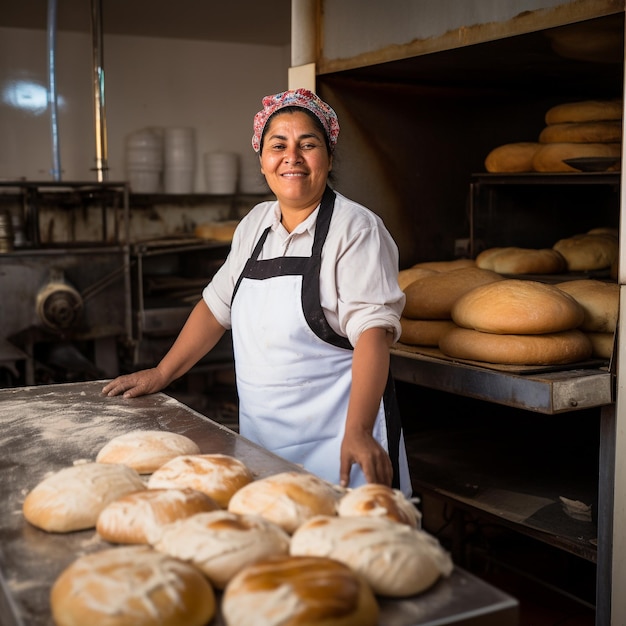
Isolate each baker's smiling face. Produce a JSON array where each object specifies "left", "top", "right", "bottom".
[{"left": 259, "top": 110, "right": 332, "bottom": 214}]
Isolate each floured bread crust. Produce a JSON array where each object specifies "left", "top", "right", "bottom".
[
  {"left": 96, "top": 487, "right": 220, "bottom": 544},
  {"left": 153, "top": 510, "right": 290, "bottom": 588},
  {"left": 96, "top": 430, "right": 200, "bottom": 474},
  {"left": 221, "top": 555, "right": 379, "bottom": 626},
  {"left": 227, "top": 471, "right": 341, "bottom": 534},
  {"left": 23, "top": 462, "right": 145, "bottom": 532},
  {"left": 337, "top": 483, "right": 421, "bottom": 528},
  {"left": 290, "top": 516, "right": 453, "bottom": 597},
  {"left": 451, "top": 279, "right": 584, "bottom": 334},
  {"left": 50, "top": 545, "right": 215, "bottom": 626},
  {"left": 147, "top": 453, "right": 253, "bottom": 508}
]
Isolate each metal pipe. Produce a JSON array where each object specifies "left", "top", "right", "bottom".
[
  {"left": 47, "top": 0, "right": 61, "bottom": 181},
  {"left": 90, "top": 0, "right": 108, "bottom": 182}
]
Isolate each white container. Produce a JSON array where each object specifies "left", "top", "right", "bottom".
[
  {"left": 204, "top": 151, "right": 238, "bottom": 194},
  {"left": 128, "top": 169, "right": 161, "bottom": 194},
  {"left": 164, "top": 168, "right": 194, "bottom": 194},
  {"left": 125, "top": 128, "right": 163, "bottom": 187},
  {"left": 164, "top": 127, "right": 196, "bottom": 169}
]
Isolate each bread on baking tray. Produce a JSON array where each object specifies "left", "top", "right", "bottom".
[
  {"left": 96, "top": 429, "right": 200, "bottom": 474},
  {"left": 227, "top": 471, "right": 341, "bottom": 534},
  {"left": 532, "top": 142, "right": 621, "bottom": 172},
  {"left": 290, "top": 515, "right": 453, "bottom": 597},
  {"left": 553, "top": 233, "right": 619, "bottom": 271},
  {"left": 397, "top": 266, "right": 436, "bottom": 291},
  {"left": 451, "top": 279, "right": 584, "bottom": 335},
  {"left": 221, "top": 555, "right": 379, "bottom": 626},
  {"left": 539, "top": 120, "right": 622, "bottom": 144},
  {"left": 400, "top": 318, "right": 456, "bottom": 346},
  {"left": 439, "top": 326, "right": 592, "bottom": 365},
  {"left": 152, "top": 510, "right": 290, "bottom": 589},
  {"left": 50, "top": 545, "right": 215, "bottom": 626},
  {"left": 194, "top": 219, "right": 239, "bottom": 242},
  {"left": 545, "top": 99, "right": 623, "bottom": 125},
  {"left": 484, "top": 142, "right": 542, "bottom": 173},
  {"left": 337, "top": 483, "right": 421, "bottom": 528},
  {"left": 476, "top": 247, "right": 567, "bottom": 275},
  {"left": 147, "top": 453, "right": 253, "bottom": 508},
  {"left": 555, "top": 279, "right": 619, "bottom": 333},
  {"left": 96, "top": 487, "right": 220, "bottom": 544},
  {"left": 23, "top": 462, "right": 145, "bottom": 533}
]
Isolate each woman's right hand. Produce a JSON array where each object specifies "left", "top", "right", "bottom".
[{"left": 101, "top": 367, "right": 168, "bottom": 398}]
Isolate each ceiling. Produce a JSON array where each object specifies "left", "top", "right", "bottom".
[{"left": 0, "top": 0, "right": 292, "bottom": 46}]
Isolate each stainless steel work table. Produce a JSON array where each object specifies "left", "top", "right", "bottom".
[{"left": 0, "top": 381, "right": 518, "bottom": 626}]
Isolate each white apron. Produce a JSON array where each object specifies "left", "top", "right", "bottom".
[{"left": 230, "top": 187, "right": 412, "bottom": 494}]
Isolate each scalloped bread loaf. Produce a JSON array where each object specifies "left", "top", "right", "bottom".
[
  {"left": 399, "top": 318, "right": 456, "bottom": 346},
  {"left": 147, "top": 453, "right": 253, "bottom": 508},
  {"left": 532, "top": 142, "right": 621, "bottom": 172},
  {"left": 555, "top": 279, "right": 619, "bottom": 332},
  {"left": 439, "top": 326, "right": 592, "bottom": 365},
  {"left": 553, "top": 233, "right": 619, "bottom": 271},
  {"left": 545, "top": 99, "right": 623, "bottom": 125},
  {"left": 96, "top": 429, "right": 200, "bottom": 474},
  {"left": 484, "top": 142, "right": 542, "bottom": 172},
  {"left": 153, "top": 510, "right": 290, "bottom": 589},
  {"left": 23, "top": 462, "right": 145, "bottom": 533},
  {"left": 337, "top": 483, "right": 421, "bottom": 528},
  {"left": 290, "top": 516, "right": 453, "bottom": 597},
  {"left": 227, "top": 471, "right": 341, "bottom": 534},
  {"left": 539, "top": 121, "right": 622, "bottom": 144},
  {"left": 476, "top": 247, "right": 567, "bottom": 274},
  {"left": 451, "top": 279, "right": 584, "bottom": 335},
  {"left": 221, "top": 555, "right": 379, "bottom": 626},
  {"left": 96, "top": 487, "right": 220, "bottom": 544},
  {"left": 50, "top": 546, "right": 215, "bottom": 626},
  {"left": 403, "top": 267, "right": 504, "bottom": 320}
]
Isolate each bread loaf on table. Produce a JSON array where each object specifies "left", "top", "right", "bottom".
[
  {"left": 484, "top": 142, "right": 542, "bottom": 173},
  {"left": 50, "top": 546, "right": 215, "bottom": 626},
  {"left": 290, "top": 515, "right": 453, "bottom": 597},
  {"left": 96, "top": 487, "right": 220, "bottom": 544},
  {"left": 553, "top": 233, "right": 619, "bottom": 271},
  {"left": 221, "top": 555, "right": 379, "bottom": 626},
  {"left": 476, "top": 247, "right": 566, "bottom": 275},
  {"left": 147, "top": 453, "right": 253, "bottom": 508},
  {"left": 153, "top": 510, "right": 290, "bottom": 589},
  {"left": 555, "top": 279, "right": 619, "bottom": 333},
  {"left": 96, "top": 429, "right": 201, "bottom": 474},
  {"left": 439, "top": 326, "right": 592, "bottom": 365},
  {"left": 403, "top": 266, "right": 504, "bottom": 320},
  {"left": 451, "top": 279, "right": 584, "bottom": 335},
  {"left": 23, "top": 462, "right": 145, "bottom": 533}
]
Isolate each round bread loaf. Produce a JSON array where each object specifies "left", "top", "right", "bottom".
[
  {"left": 539, "top": 121, "right": 622, "bottom": 144},
  {"left": 484, "top": 142, "right": 542, "bottom": 173},
  {"left": 227, "top": 471, "right": 340, "bottom": 534},
  {"left": 586, "top": 331, "right": 615, "bottom": 359},
  {"left": 397, "top": 267, "right": 436, "bottom": 291},
  {"left": 222, "top": 555, "right": 379, "bottom": 626},
  {"left": 532, "top": 142, "right": 621, "bottom": 172},
  {"left": 194, "top": 220, "right": 239, "bottom": 242},
  {"left": 555, "top": 279, "right": 619, "bottom": 332},
  {"left": 553, "top": 233, "right": 619, "bottom": 271},
  {"left": 153, "top": 510, "right": 290, "bottom": 589},
  {"left": 96, "top": 430, "right": 200, "bottom": 474},
  {"left": 439, "top": 326, "right": 592, "bottom": 365},
  {"left": 50, "top": 546, "right": 215, "bottom": 626},
  {"left": 403, "top": 267, "right": 504, "bottom": 320},
  {"left": 399, "top": 318, "right": 456, "bottom": 346},
  {"left": 476, "top": 246, "right": 567, "bottom": 275},
  {"left": 290, "top": 516, "right": 453, "bottom": 597},
  {"left": 410, "top": 258, "right": 476, "bottom": 272},
  {"left": 96, "top": 487, "right": 220, "bottom": 545},
  {"left": 23, "top": 462, "right": 145, "bottom": 533},
  {"left": 545, "top": 99, "right": 623, "bottom": 125},
  {"left": 337, "top": 483, "right": 421, "bottom": 528},
  {"left": 452, "top": 279, "right": 584, "bottom": 334},
  {"left": 147, "top": 453, "right": 253, "bottom": 508}
]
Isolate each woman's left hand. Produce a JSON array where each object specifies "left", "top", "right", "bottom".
[{"left": 339, "top": 429, "right": 393, "bottom": 488}]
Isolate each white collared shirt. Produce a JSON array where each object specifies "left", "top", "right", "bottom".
[{"left": 203, "top": 190, "right": 405, "bottom": 346}]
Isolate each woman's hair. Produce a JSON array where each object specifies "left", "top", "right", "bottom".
[{"left": 259, "top": 106, "right": 332, "bottom": 155}]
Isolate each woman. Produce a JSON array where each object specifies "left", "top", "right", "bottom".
[{"left": 103, "top": 89, "right": 412, "bottom": 495}]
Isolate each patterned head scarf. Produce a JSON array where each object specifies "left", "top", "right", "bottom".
[{"left": 252, "top": 88, "right": 340, "bottom": 153}]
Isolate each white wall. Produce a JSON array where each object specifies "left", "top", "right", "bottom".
[{"left": 0, "top": 27, "right": 290, "bottom": 189}]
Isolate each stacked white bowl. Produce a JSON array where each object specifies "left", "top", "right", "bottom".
[
  {"left": 164, "top": 127, "right": 196, "bottom": 194},
  {"left": 239, "top": 151, "right": 269, "bottom": 194},
  {"left": 125, "top": 128, "right": 163, "bottom": 193},
  {"left": 203, "top": 151, "right": 239, "bottom": 194}
]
